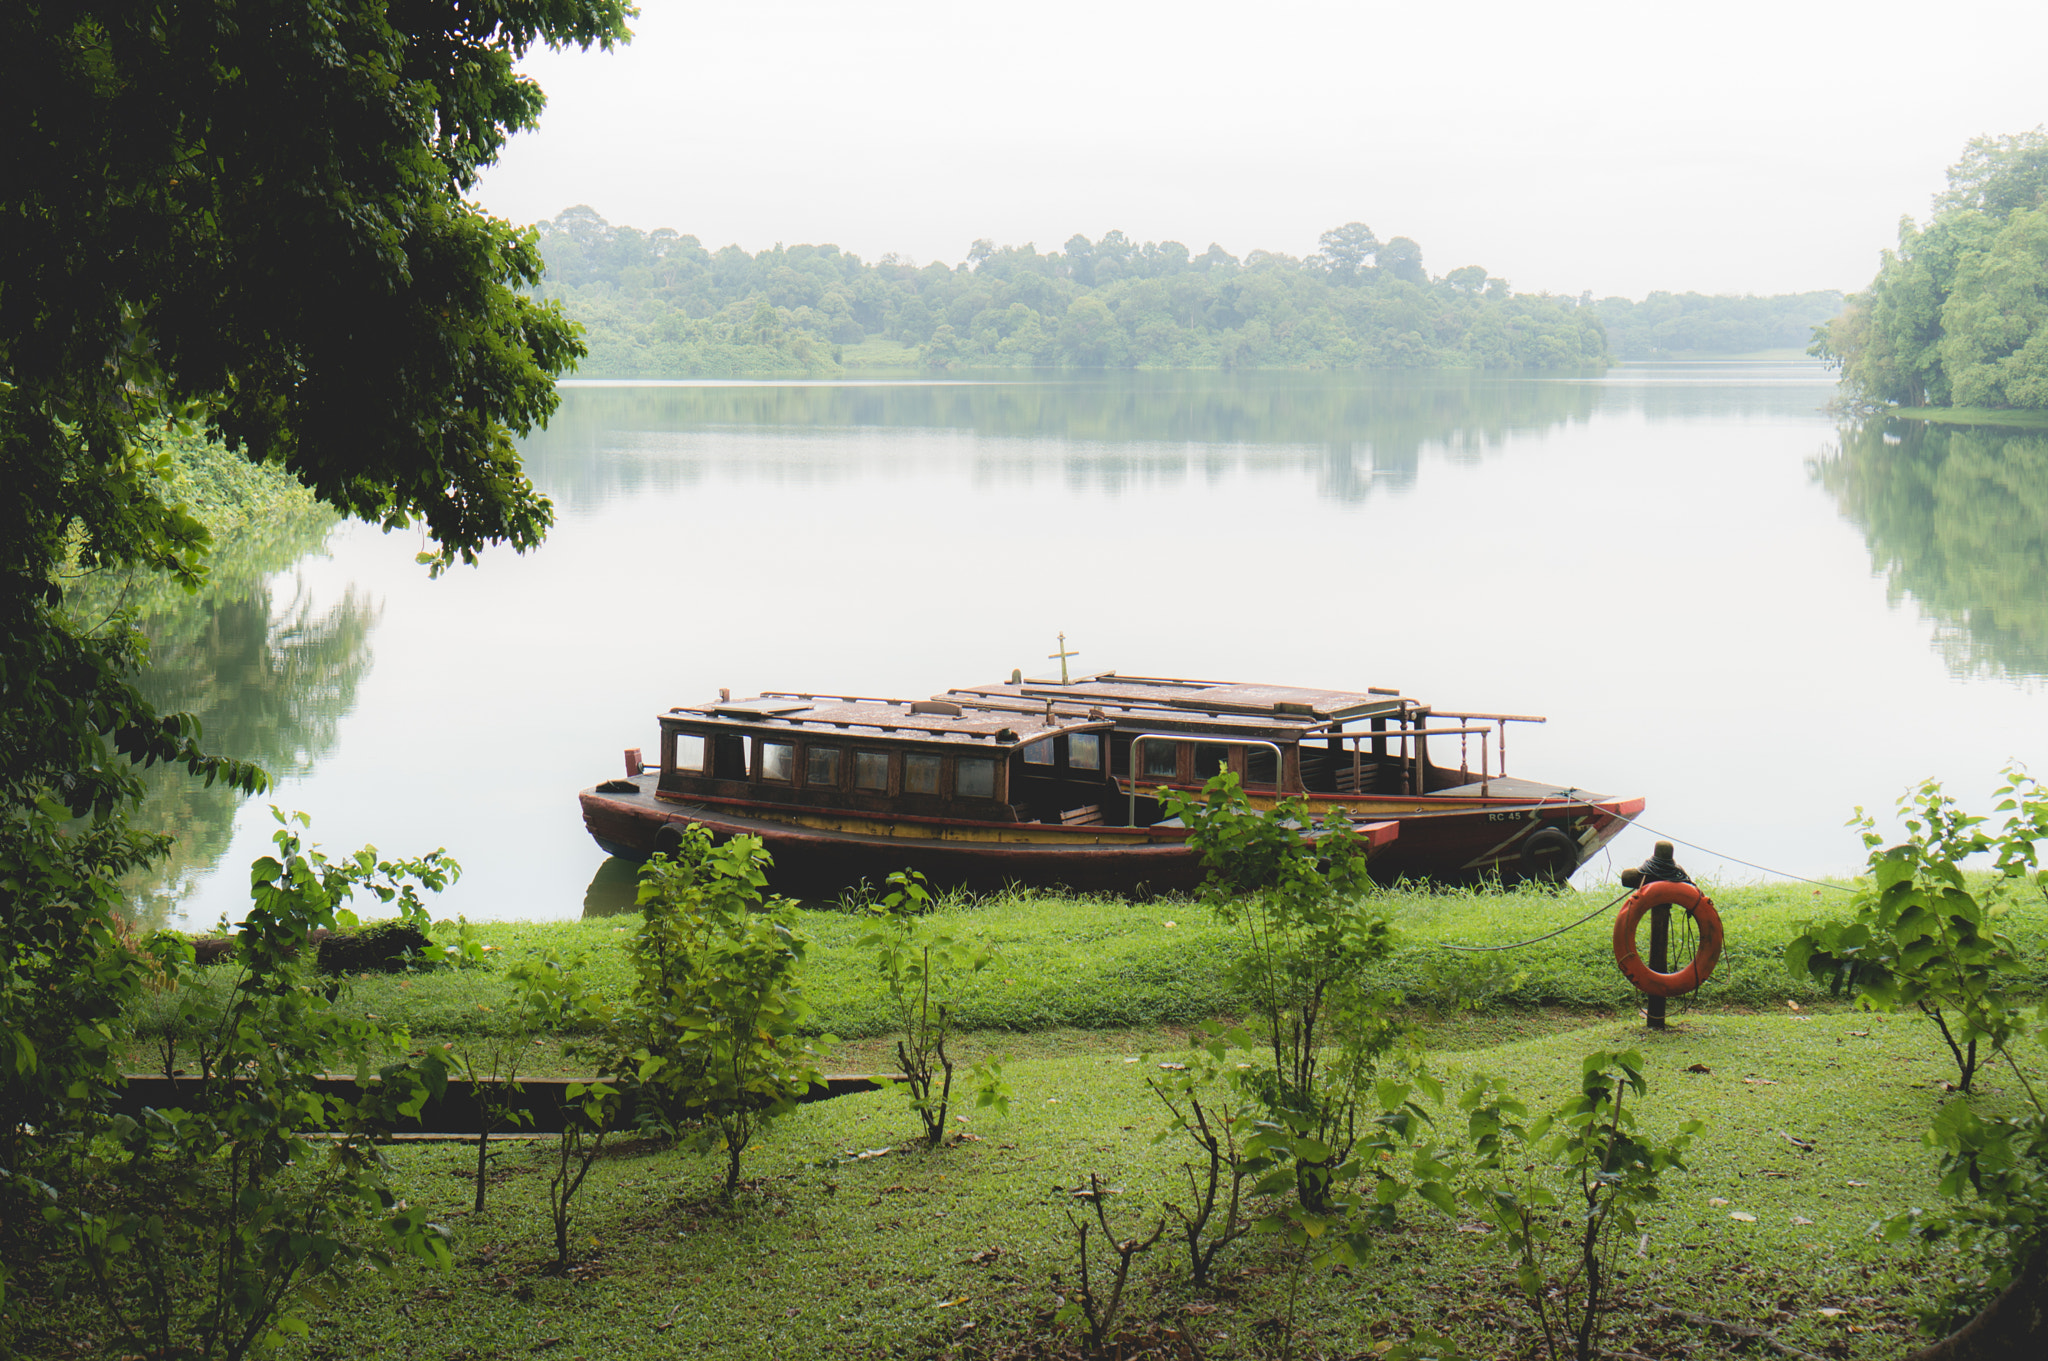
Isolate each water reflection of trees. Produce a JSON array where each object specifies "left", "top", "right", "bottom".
[
  {"left": 65, "top": 508, "right": 376, "bottom": 925},
  {"left": 1814, "top": 420, "right": 2048, "bottom": 680},
  {"left": 518, "top": 372, "right": 1602, "bottom": 509}
]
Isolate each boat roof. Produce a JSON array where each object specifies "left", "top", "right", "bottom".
[
  {"left": 661, "top": 693, "right": 1114, "bottom": 748},
  {"left": 941, "top": 674, "right": 1411, "bottom": 735}
]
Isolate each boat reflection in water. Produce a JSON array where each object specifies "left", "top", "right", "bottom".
[{"left": 580, "top": 856, "right": 645, "bottom": 918}]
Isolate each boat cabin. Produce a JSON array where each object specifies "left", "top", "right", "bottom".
[
  {"left": 938, "top": 674, "right": 1548, "bottom": 802},
  {"left": 655, "top": 694, "right": 1125, "bottom": 826}
]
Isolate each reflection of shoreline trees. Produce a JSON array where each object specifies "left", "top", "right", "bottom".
[
  {"left": 1814, "top": 420, "right": 2048, "bottom": 679},
  {"left": 123, "top": 577, "right": 378, "bottom": 925},
  {"left": 519, "top": 374, "right": 1602, "bottom": 509},
  {"left": 60, "top": 447, "right": 373, "bottom": 926}
]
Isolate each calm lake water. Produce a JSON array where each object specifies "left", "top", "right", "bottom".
[{"left": 141, "top": 361, "right": 2048, "bottom": 925}]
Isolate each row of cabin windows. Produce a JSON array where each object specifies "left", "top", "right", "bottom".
[{"left": 670, "top": 732, "right": 998, "bottom": 800}]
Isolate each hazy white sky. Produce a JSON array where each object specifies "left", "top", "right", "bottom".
[{"left": 475, "top": 0, "right": 2048, "bottom": 300}]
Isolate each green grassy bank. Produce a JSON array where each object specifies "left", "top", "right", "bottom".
[
  {"left": 86, "top": 878, "right": 2047, "bottom": 1359},
  {"left": 132, "top": 878, "right": 2048, "bottom": 1068}
]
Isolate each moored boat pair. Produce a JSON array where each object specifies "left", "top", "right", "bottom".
[{"left": 577, "top": 671, "right": 1643, "bottom": 899}]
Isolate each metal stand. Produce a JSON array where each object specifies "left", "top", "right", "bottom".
[
  {"left": 1646, "top": 904, "right": 1669, "bottom": 1031},
  {"left": 1620, "top": 839, "right": 1689, "bottom": 1032}
]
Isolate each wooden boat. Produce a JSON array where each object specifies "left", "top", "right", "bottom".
[
  {"left": 577, "top": 691, "right": 1397, "bottom": 898},
  {"left": 934, "top": 673, "right": 1643, "bottom": 887}
]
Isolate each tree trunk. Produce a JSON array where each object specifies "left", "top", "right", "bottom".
[{"left": 1903, "top": 1251, "right": 2048, "bottom": 1361}]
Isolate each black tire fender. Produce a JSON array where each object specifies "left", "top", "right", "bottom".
[
  {"left": 1521, "top": 825, "right": 1581, "bottom": 883},
  {"left": 649, "top": 822, "right": 689, "bottom": 860}
]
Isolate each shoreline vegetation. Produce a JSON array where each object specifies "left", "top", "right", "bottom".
[{"left": 529, "top": 207, "right": 1845, "bottom": 380}]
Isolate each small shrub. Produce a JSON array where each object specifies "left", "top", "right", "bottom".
[
  {"left": 1455, "top": 1050, "right": 1698, "bottom": 1361},
  {"left": 46, "top": 811, "right": 459, "bottom": 1360},
  {"left": 859, "top": 869, "right": 1007, "bottom": 1148},
  {"left": 601, "top": 825, "right": 830, "bottom": 1198},
  {"left": 1788, "top": 768, "right": 2048, "bottom": 1091},
  {"left": 1165, "top": 770, "right": 1414, "bottom": 1213},
  {"left": 1146, "top": 1020, "right": 1257, "bottom": 1286},
  {"left": 1054, "top": 1173, "right": 1167, "bottom": 1358}
]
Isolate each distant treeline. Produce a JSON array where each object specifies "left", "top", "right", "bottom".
[
  {"left": 1593, "top": 291, "right": 1845, "bottom": 359},
  {"left": 531, "top": 208, "right": 1609, "bottom": 376}
]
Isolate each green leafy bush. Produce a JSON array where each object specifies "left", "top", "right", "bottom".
[
  {"left": 42, "top": 812, "right": 458, "bottom": 1360},
  {"left": 1455, "top": 1050, "right": 1698, "bottom": 1361},
  {"left": 600, "top": 826, "right": 830, "bottom": 1197},
  {"left": 858, "top": 870, "right": 1008, "bottom": 1148},
  {"left": 1787, "top": 769, "right": 2048, "bottom": 1090},
  {"left": 1166, "top": 770, "right": 1420, "bottom": 1214}
]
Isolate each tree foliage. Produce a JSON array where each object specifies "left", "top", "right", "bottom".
[
  {"left": 1, "top": 0, "right": 629, "bottom": 1333},
  {"left": 529, "top": 208, "right": 1611, "bottom": 376},
  {"left": 1815, "top": 129, "right": 2048, "bottom": 409}
]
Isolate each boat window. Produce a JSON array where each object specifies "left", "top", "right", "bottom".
[
  {"left": 1021, "top": 738, "right": 1055, "bottom": 766},
  {"left": 1245, "top": 746, "right": 1278, "bottom": 787},
  {"left": 854, "top": 750, "right": 890, "bottom": 791},
  {"left": 956, "top": 757, "right": 996, "bottom": 799},
  {"left": 1193, "top": 743, "right": 1233, "bottom": 780},
  {"left": 904, "top": 753, "right": 942, "bottom": 795},
  {"left": 1141, "top": 741, "right": 1179, "bottom": 780},
  {"left": 806, "top": 745, "right": 842, "bottom": 788},
  {"left": 711, "top": 734, "right": 748, "bottom": 779},
  {"left": 1069, "top": 733, "right": 1102, "bottom": 771},
  {"left": 760, "top": 741, "right": 794, "bottom": 783},
  {"left": 670, "top": 734, "right": 704, "bottom": 773}
]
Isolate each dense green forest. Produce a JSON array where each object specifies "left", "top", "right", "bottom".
[
  {"left": 531, "top": 209, "right": 1610, "bottom": 375},
  {"left": 1813, "top": 128, "right": 2048, "bottom": 410},
  {"left": 1594, "top": 290, "right": 1844, "bottom": 358}
]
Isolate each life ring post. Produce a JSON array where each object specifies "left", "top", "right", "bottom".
[
  {"left": 1647, "top": 887, "right": 1671, "bottom": 1030},
  {"left": 1611, "top": 846, "right": 1721, "bottom": 1025}
]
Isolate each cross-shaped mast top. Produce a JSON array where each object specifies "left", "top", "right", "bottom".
[{"left": 1047, "top": 631, "right": 1079, "bottom": 684}]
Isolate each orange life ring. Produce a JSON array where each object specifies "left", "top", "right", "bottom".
[{"left": 1612, "top": 881, "right": 1722, "bottom": 998}]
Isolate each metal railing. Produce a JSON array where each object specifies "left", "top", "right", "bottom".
[{"left": 1122, "top": 735, "right": 1289, "bottom": 827}]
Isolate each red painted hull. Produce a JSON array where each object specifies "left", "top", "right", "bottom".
[
  {"left": 1356, "top": 796, "right": 1642, "bottom": 886},
  {"left": 579, "top": 780, "right": 1395, "bottom": 898}
]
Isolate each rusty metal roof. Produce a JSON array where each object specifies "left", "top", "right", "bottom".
[
  {"left": 944, "top": 674, "right": 1410, "bottom": 727},
  {"left": 660, "top": 693, "right": 1113, "bottom": 747}
]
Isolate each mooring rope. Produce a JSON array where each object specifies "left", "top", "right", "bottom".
[
  {"left": 1431, "top": 814, "right": 1853, "bottom": 953},
  {"left": 1436, "top": 888, "right": 1633, "bottom": 952},
  {"left": 1617, "top": 820, "right": 1854, "bottom": 893}
]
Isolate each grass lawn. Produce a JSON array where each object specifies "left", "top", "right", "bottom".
[
  {"left": 137, "top": 876, "right": 2048, "bottom": 1071},
  {"left": 89, "top": 878, "right": 2048, "bottom": 1359},
  {"left": 243, "top": 1009, "right": 2021, "bottom": 1361}
]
